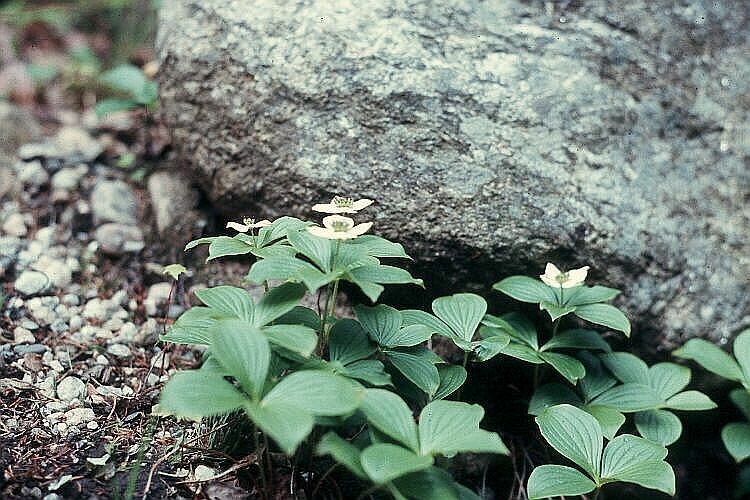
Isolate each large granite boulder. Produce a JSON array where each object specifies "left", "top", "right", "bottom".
[{"left": 157, "top": 0, "right": 749, "bottom": 352}]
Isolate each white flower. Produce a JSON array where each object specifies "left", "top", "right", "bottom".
[
  {"left": 312, "top": 196, "right": 374, "bottom": 214},
  {"left": 540, "top": 263, "right": 590, "bottom": 288},
  {"left": 307, "top": 215, "right": 372, "bottom": 240},
  {"left": 226, "top": 217, "right": 273, "bottom": 233}
]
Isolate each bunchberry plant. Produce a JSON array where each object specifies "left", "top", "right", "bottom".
[
  {"left": 158, "top": 198, "right": 506, "bottom": 499},
  {"left": 156, "top": 198, "right": 722, "bottom": 499},
  {"left": 675, "top": 329, "right": 750, "bottom": 462}
]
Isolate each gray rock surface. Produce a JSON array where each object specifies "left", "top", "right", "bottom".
[
  {"left": 157, "top": 0, "right": 750, "bottom": 351},
  {"left": 95, "top": 223, "right": 145, "bottom": 254},
  {"left": 14, "top": 270, "right": 50, "bottom": 296},
  {"left": 147, "top": 170, "right": 199, "bottom": 234},
  {"left": 91, "top": 179, "right": 138, "bottom": 225}
]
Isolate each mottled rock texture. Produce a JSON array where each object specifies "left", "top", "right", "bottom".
[{"left": 157, "top": 0, "right": 749, "bottom": 352}]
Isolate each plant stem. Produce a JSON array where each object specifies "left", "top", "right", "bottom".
[
  {"left": 319, "top": 240, "right": 342, "bottom": 353},
  {"left": 253, "top": 426, "right": 268, "bottom": 499},
  {"left": 311, "top": 463, "right": 339, "bottom": 498},
  {"left": 355, "top": 484, "right": 382, "bottom": 500}
]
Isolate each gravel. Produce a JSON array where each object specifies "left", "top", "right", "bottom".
[{"left": 56, "top": 376, "right": 86, "bottom": 402}]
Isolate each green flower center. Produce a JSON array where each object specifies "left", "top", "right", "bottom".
[
  {"left": 330, "top": 221, "right": 351, "bottom": 232},
  {"left": 332, "top": 196, "right": 354, "bottom": 208},
  {"left": 242, "top": 217, "right": 256, "bottom": 226},
  {"left": 555, "top": 272, "right": 569, "bottom": 284}
]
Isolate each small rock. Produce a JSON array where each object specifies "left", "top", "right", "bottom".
[
  {"left": 144, "top": 282, "right": 173, "bottom": 316},
  {"left": 147, "top": 171, "right": 199, "bottom": 234},
  {"left": 54, "top": 126, "right": 103, "bottom": 162},
  {"left": 114, "top": 322, "right": 138, "bottom": 343},
  {"left": 106, "top": 343, "right": 131, "bottom": 359},
  {"left": 16, "top": 160, "right": 49, "bottom": 190},
  {"left": 51, "top": 164, "right": 88, "bottom": 191},
  {"left": 14, "top": 270, "right": 50, "bottom": 296},
  {"left": 13, "top": 326, "right": 35, "bottom": 344},
  {"left": 64, "top": 407, "right": 95, "bottom": 426},
  {"left": 3, "top": 212, "right": 27, "bottom": 236},
  {"left": 14, "top": 343, "right": 48, "bottom": 354},
  {"left": 49, "top": 319, "right": 69, "bottom": 334},
  {"left": 91, "top": 179, "right": 137, "bottom": 224},
  {"left": 68, "top": 315, "right": 83, "bottom": 332},
  {"left": 86, "top": 421, "right": 99, "bottom": 430},
  {"left": 95, "top": 223, "right": 144, "bottom": 255},
  {"left": 32, "top": 256, "right": 72, "bottom": 288},
  {"left": 94, "top": 354, "right": 109, "bottom": 365},
  {"left": 21, "top": 319, "right": 39, "bottom": 330},
  {"left": 135, "top": 318, "right": 159, "bottom": 345},
  {"left": 56, "top": 376, "right": 86, "bottom": 402}
]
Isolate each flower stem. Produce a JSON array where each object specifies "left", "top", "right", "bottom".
[
  {"left": 319, "top": 240, "right": 342, "bottom": 355},
  {"left": 253, "top": 425, "right": 268, "bottom": 499}
]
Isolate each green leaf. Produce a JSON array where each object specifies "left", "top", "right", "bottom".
[
  {"left": 483, "top": 313, "right": 539, "bottom": 349},
  {"left": 536, "top": 405, "right": 603, "bottom": 479},
  {"left": 730, "top": 389, "right": 750, "bottom": 420},
  {"left": 565, "top": 286, "right": 620, "bottom": 306},
  {"left": 348, "top": 264, "right": 423, "bottom": 287},
  {"left": 360, "top": 389, "right": 419, "bottom": 452},
  {"left": 288, "top": 229, "right": 333, "bottom": 271},
  {"left": 159, "top": 371, "right": 246, "bottom": 419},
  {"left": 317, "top": 432, "right": 367, "bottom": 479},
  {"left": 432, "top": 293, "right": 487, "bottom": 343},
  {"left": 600, "top": 353, "right": 649, "bottom": 385},
  {"left": 275, "top": 306, "right": 322, "bottom": 331},
  {"left": 356, "top": 304, "right": 402, "bottom": 346},
  {"left": 162, "top": 263, "right": 188, "bottom": 280},
  {"left": 184, "top": 237, "right": 216, "bottom": 250},
  {"left": 497, "top": 342, "right": 544, "bottom": 364},
  {"left": 329, "top": 319, "right": 376, "bottom": 365},
  {"left": 262, "top": 324, "right": 318, "bottom": 357},
  {"left": 664, "top": 390, "right": 717, "bottom": 411},
  {"left": 527, "top": 465, "right": 597, "bottom": 499},
  {"left": 419, "top": 401, "right": 509, "bottom": 456},
  {"left": 254, "top": 282, "right": 306, "bottom": 327},
  {"left": 493, "top": 276, "right": 557, "bottom": 304},
  {"left": 195, "top": 286, "right": 254, "bottom": 323},
  {"left": 673, "top": 338, "right": 744, "bottom": 383},
  {"left": 251, "top": 244, "right": 298, "bottom": 259},
  {"left": 160, "top": 307, "right": 218, "bottom": 345},
  {"left": 347, "top": 277, "right": 385, "bottom": 302},
  {"left": 95, "top": 98, "right": 138, "bottom": 117},
  {"left": 246, "top": 255, "right": 329, "bottom": 290},
  {"left": 206, "top": 236, "right": 253, "bottom": 261},
  {"left": 648, "top": 363, "right": 690, "bottom": 400},
  {"left": 392, "top": 467, "right": 469, "bottom": 500},
  {"left": 601, "top": 435, "right": 674, "bottom": 495},
  {"left": 257, "top": 216, "right": 307, "bottom": 246},
  {"left": 433, "top": 365, "right": 467, "bottom": 400},
  {"left": 343, "top": 360, "right": 392, "bottom": 386},
  {"left": 584, "top": 405, "right": 626, "bottom": 440},
  {"left": 578, "top": 353, "right": 618, "bottom": 402},
  {"left": 635, "top": 410, "right": 682, "bottom": 446},
  {"left": 348, "top": 235, "right": 410, "bottom": 259},
  {"left": 262, "top": 371, "right": 363, "bottom": 416},
  {"left": 591, "top": 383, "right": 663, "bottom": 412},
  {"left": 333, "top": 244, "right": 379, "bottom": 273},
  {"left": 601, "top": 434, "right": 668, "bottom": 476},
  {"left": 474, "top": 332, "right": 511, "bottom": 362},
  {"left": 401, "top": 310, "right": 454, "bottom": 338},
  {"left": 529, "top": 384, "right": 582, "bottom": 416},
  {"left": 245, "top": 401, "right": 314, "bottom": 455},
  {"left": 605, "top": 460, "right": 675, "bottom": 495},
  {"left": 574, "top": 303, "right": 631, "bottom": 336},
  {"left": 539, "top": 352, "right": 586, "bottom": 384},
  {"left": 541, "top": 329, "right": 611, "bottom": 353},
  {"left": 539, "top": 302, "right": 576, "bottom": 321},
  {"left": 387, "top": 351, "right": 440, "bottom": 396},
  {"left": 210, "top": 319, "right": 270, "bottom": 400},
  {"left": 722, "top": 422, "right": 750, "bottom": 462},
  {"left": 735, "top": 330, "right": 750, "bottom": 384},
  {"left": 361, "top": 444, "right": 433, "bottom": 484},
  {"left": 100, "top": 64, "right": 149, "bottom": 96}
]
